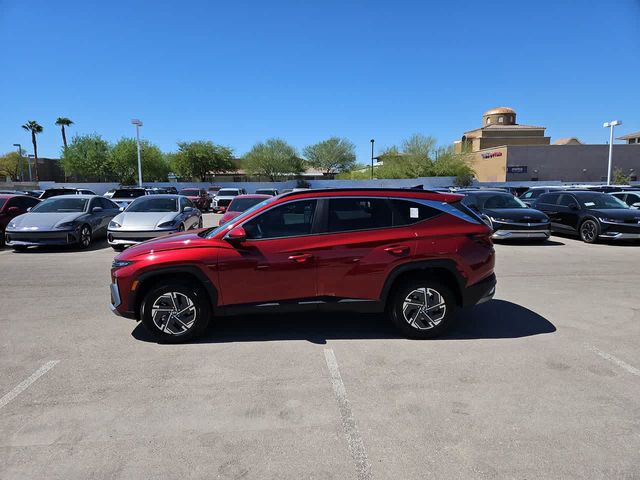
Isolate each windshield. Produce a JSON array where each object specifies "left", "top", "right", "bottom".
[
  {"left": 179, "top": 189, "right": 198, "bottom": 196},
  {"left": 32, "top": 198, "right": 88, "bottom": 213},
  {"left": 204, "top": 197, "right": 276, "bottom": 238},
  {"left": 255, "top": 189, "right": 275, "bottom": 195},
  {"left": 228, "top": 197, "right": 266, "bottom": 212},
  {"left": 475, "top": 194, "right": 528, "bottom": 209},
  {"left": 127, "top": 197, "right": 178, "bottom": 212},
  {"left": 113, "top": 189, "right": 146, "bottom": 198},
  {"left": 217, "top": 190, "right": 239, "bottom": 196},
  {"left": 579, "top": 193, "right": 629, "bottom": 209}
]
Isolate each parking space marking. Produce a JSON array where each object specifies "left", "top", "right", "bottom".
[
  {"left": 0, "top": 361, "right": 59, "bottom": 410},
  {"left": 586, "top": 345, "right": 640, "bottom": 377},
  {"left": 324, "top": 348, "right": 372, "bottom": 480}
]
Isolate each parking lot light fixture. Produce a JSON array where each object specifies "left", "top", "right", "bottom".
[
  {"left": 603, "top": 120, "right": 622, "bottom": 186},
  {"left": 131, "top": 119, "right": 143, "bottom": 187},
  {"left": 13, "top": 143, "right": 23, "bottom": 181}
]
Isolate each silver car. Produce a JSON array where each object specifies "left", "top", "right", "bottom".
[
  {"left": 107, "top": 195, "right": 202, "bottom": 251},
  {"left": 5, "top": 195, "right": 120, "bottom": 250}
]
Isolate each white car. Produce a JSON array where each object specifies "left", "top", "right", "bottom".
[
  {"left": 212, "top": 188, "right": 246, "bottom": 212},
  {"left": 611, "top": 191, "right": 640, "bottom": 209}
]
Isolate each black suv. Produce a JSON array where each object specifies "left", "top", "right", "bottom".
[{"left": 534, "top": 191, "right": 640, "bottom": 243}]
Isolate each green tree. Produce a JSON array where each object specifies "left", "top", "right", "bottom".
[
  {"left": 243, "top": 138, "right": 303, "bottom": 181},
  {"left": 110, "top": 138, "right": 169, "bottom": 184},
  {"left": 612, "top": 167, "right": 631, "bottom": 185},
  {"left": 55, "top": 117, "right": 74, "bottom": 149},
  {"left": 303, "top": 137, "right": 356, "bottom": 175},
  {"left": 21, "top": 120, "right": 43, "bottom": 181},
  {"left": 60, "top": 134, "right": 111, "bottom": 180},
  {"left": 0, "top": 151, "right": 24, "bottom": 180},
  {"left": 171, "top": 141, "right": 235, "bottom": 181}
]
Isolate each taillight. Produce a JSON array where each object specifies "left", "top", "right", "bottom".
[{"left": 468, "top": 233, "right": 493, "bottom": 248}]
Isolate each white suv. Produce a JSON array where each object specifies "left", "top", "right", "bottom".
[{"left": 212, "top": 188, "right": 246, "bottom": 212}]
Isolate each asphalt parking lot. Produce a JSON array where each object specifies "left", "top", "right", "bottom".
[{"left": 1, "top": 213, "right": 639, "bottom": 479}]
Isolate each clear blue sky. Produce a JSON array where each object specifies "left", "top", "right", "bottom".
[{"left": 1, "top": 0, "right": 639, "bottom": 162}]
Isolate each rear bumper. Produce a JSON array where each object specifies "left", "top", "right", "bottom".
[{"left": 462, "top": 273, "right": 497, "bottom": 308}]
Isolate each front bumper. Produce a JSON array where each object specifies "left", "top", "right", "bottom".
[
  {"left": 599, "top": 232, "right": 640, "bottom": 240},
  {"left": 107, "top": 229, "right": 176, "bottom": 246},
  {"left": 109, "top": 281, "right": 136, "bottom": 319},
  {"left": 5, "top": 229, "right": 79, "bottom": 246},
  {"left": 492, "top": 229, "right": 550, "bottom": 240}
]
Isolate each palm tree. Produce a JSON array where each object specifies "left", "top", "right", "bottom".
[
  {"left": 21, "top": 120, "right": 43, "bottom": 181},
  {"left": 55, "top": 117, "right": 73, "bottom": 149}
]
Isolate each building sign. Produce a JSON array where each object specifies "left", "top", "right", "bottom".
[
  {"left": 481, "top": 151, "right": 503, "bottom": 159},
  {"left": 507, "top": 166, "right": 528, "bottom": 173}
]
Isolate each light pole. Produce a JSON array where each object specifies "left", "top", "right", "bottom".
[
  {"left": 12, "top": 143, "right": 23, "bottom": 181},
  {"left": 132, "top": 119, "right": 143, "bottom": 187},
  {"left": 603, "top": 120, "right": 622, "bottom": 185},
  {"left": 27, "top": 154, "right": 34, "bottom": 182},
  {"left": 370, "top": 139, "right": 375, "bottom": 179}
]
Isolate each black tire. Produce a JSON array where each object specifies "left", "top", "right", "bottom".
[
  {"left": 140, "top": 282, "right": 211, "bottom": 343},
  {"left": 78, "top": 224, "right": 92, "bottom": 249},
  {"left": 12, "top": 245, "right": 28, "bottom": 252},
  {"left": 579, "top": 219, "right": 600, "bottom": 244},
  {"left": 111, "top": 245, "right": 125, "bottom": 252},
  {"left": 388, "top": 278, "right": 457, "bottom": 339}
]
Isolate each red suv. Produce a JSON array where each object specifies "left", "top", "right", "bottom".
[
  {"left": 178, "top": 188, "right": 211, "bottom": 212},
  {"left": 110, "top": 189, "right": 496, "bottom": 342}
]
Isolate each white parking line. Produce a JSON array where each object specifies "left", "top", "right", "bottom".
[
  {"left": 0, "top": 361, "right": 59, "bottom": 410},
  {"left": 586, "top": 345, "right": 640, "bottom": 377},
  {"left": 324, "top": 348, "right": 372, "bottom": 480}
]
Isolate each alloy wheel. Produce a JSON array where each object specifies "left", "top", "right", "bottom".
[
  {"left": 401, "top": 287, "right": 446, "bottom": 330},
  {"left": 151, "top": 291, "right": 197, "bottom": 335},
  {"left": 581, "top": 220, "right": 597, "bottom": 243},
  {"left": 80, "top": 226, "right": 91, "bottom": 247}
]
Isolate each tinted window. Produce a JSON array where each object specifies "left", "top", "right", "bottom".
[
  {"left": 482, "top": 194, "right": 527, "bottom": 209},
  {"left": 577, "top": 193, "right": 628, "bottom": 209},
  {"left": 10, "top": 197, "right": 38, "bottom": 209},
  {"left": 32, "top": 198, "right": 88, "bottom": 213},
  {"left": 538, "top": 193, "right": 559, "bottom": 205},
  {"left": 100, "top": 197, "right": 119, "bottom": 209},
  {"left": 327, "top": 198, "right": 392, "bottom": 232},
  {"left": 113, "top": 189, "right": 146, "bottom": 198},
  {"left": 244, "top": 200, "right": 316, "bottom": 239},
  {"left": 179, "top": 197, "right": 188, "bottom": 210},
  {"left": 391, "top": 199, "right": 440, "bottom": 225},
  {"left": 557, "top": 194, "right": 577, "bottom": 207},
  {"left": 127, "top": 197, "right": 179, "bottom": 212},
  {"left": 229, "top": 197, "right": 267, "bottom": 212},
  {"left": 0, "top": 198, "right": 6, "bottom": 208}
]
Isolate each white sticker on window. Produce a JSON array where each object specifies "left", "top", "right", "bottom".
[
  {"left": 584, "top": 202, "right": 595, "bottom": 207},
  {"left": 410, "top": 207, "right": 419, "bottom": 218}
]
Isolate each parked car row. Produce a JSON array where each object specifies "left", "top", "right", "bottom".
[
  {"left": 3, "top": 194, "right": 203, "bottom": 251},
  {"left": 454, "top": 186, "right": 640, "bottom": 244}
]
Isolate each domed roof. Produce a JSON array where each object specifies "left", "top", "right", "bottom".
[{"left": 483, "top": 107, "right": 516, "bottom": 116}]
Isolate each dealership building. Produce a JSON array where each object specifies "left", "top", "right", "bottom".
[{"left": 454, "top": 107, "right": 640, "bottom": 182}]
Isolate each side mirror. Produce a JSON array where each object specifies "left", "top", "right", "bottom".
[
  {"left": 92, "top": 206, "right": 103, "bottom": 213},
  {"left": 225, "top": 226, "right": 246, "bottom": 243},
  {"left": 183, "top": 206, "right": 194, "bottom": 212},
  {"left": 119, "top": 206, "right": 125, "bottom": 212},
  {"left": 7, "top": 206, "right": 21, "bottom": 215},
  {"left": 27, "top": 207, "right": 32, "bottom": 212},
  {"left": 568, "top": 203, "right": 579, "bottom": 210}
]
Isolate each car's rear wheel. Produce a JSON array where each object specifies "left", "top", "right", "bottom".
[
  {"left": 580, "top": 219, "right": 599, "bottom": 244},
  {"left": 78, "top": 225, "right": 92, "bottom": 249},
  {"left": 140, "top": 282, "right": 211, "bottom": 343},
  {"left": 389, "top": 279, "right": 457, "bottom": 339}
]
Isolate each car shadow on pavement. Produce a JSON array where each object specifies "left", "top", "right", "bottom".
[
  {"left": 495, "top": 239, "right": 565, "bottom": 246},
  {"left": 132, "top": 299, "right": 555, "bottom": 344}
]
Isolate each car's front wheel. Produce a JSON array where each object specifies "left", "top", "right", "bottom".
[
  {"left": 140, "top": 282, "right": 211, "bottom": 343},
  {"left": 78, "top": 225, "right": 92, "bottom": 249},
  {"left": 389, "top": 279, "right": 457, "bottom": 339},
  {"left": 580, "top": 219, "right": 600, "bottom": 244}
]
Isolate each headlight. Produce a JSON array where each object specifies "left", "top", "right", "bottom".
[
  {"left": 599, "top": 217, "right": 624, "bottom": 224},
  {"left": 55, "top": 221, "right": 77, "bottom": 230},
  {"left": 157, "top": 220, "right": 177, "bottom": 228},
  {"left": 7, "top": 222, "right": 18, "bottom": 230},
  {"left": 111, "top": 259, "right": 134, "bottom": 269},
  {"left": 109, "top": 220, "right": 121, "bottom": 229},
  {"left": 489, "top": 217, "right": 511, "bottom": 223}
]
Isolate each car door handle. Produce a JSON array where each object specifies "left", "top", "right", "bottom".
[
  {"left": 384, "top": 245, "right": 410, "bottom": 255},
  {"left": 288, "top": 253, "right": 313, "bottom": 263}
]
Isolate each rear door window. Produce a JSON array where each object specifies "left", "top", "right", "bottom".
[
  {"left": 390, "top": 199, "right": 441, "bottom": 226},
  {"left": 557, "top": 194, "right": 577, "bottom": 207},
  {"left": 327, "top": 198, "right": 392, "bottom": 233},
  {"left": 538, "top": 193, "right": 559, "bottom": 206}
]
